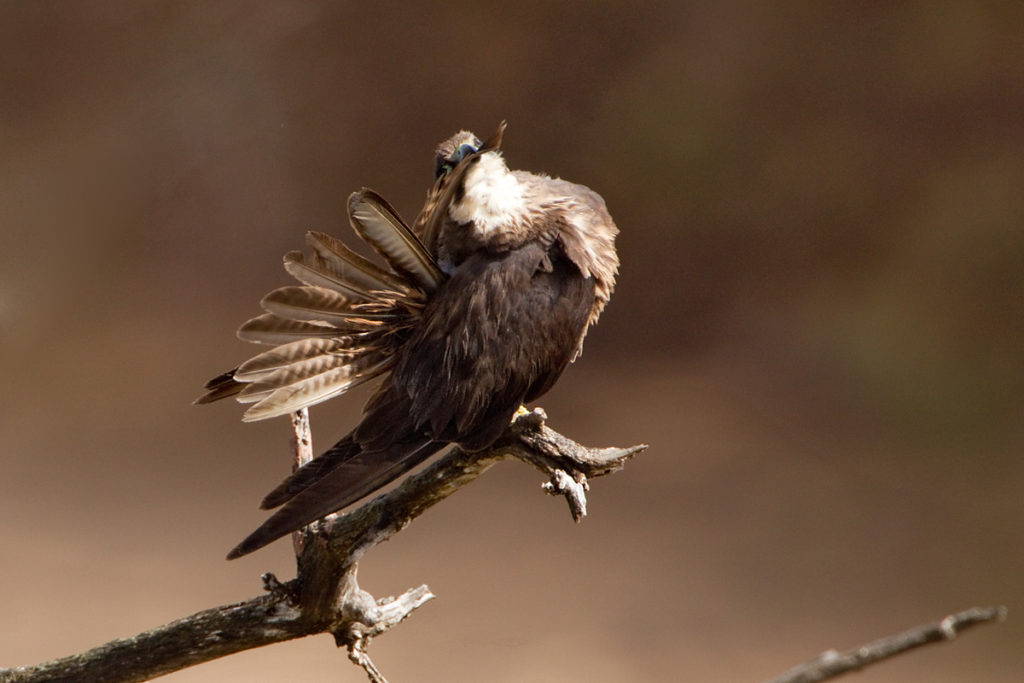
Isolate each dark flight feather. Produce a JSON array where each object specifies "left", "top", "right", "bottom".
[
  {"left": 193, "top": 369, "right": 243, "bottom": 404},
  {"left": 226, "top": 437, "right": 443, "bottom": 559},
  {"left": 259, "top": 435, "right": 360, "bottom": 509}
]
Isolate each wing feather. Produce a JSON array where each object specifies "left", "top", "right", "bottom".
[
  {"left": 237, "top": 313, "right": 379, "bottom": 346},
  {"left": 200, "top": 185, "right": 445, "bottom": 419},
  {"left": 260, "top": 285, "right": 392, "bottom": 325},
  {"left": 305, "top": 231, "right": 412, "bottom": 294},
  {"left": 239, "top": 351, "right": 366, "bottom": 394},
  {"left": 282, "top": 250, "right": 390, "bottom": 303},
  {"left": 234, "top": 336, "right": 381, "bottom": 381},
  {"left": 241, "top": 354, "right": 393, "bottom": 421},
  {"left": 348, "top": 190, "right": 442, "bottom": 291}
]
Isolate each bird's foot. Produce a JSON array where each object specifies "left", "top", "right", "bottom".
[{"left": 511, "top": 405, "right": 547, "bottom": 429}]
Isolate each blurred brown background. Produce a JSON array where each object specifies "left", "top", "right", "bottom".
[{"left": 1, "top": 2, "right": 1022, "bottom": 681}]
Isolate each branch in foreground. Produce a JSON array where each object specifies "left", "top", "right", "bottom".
[
  {"left": 764, "top": 605, "right": 1008, "bottom": 683},
  {"left": 0, "top": 410, "right": 644, "bottom": 683}
]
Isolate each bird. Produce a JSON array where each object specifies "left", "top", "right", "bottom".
[{"left": 196, "top": 123, "right": 619, "bottom": 559}]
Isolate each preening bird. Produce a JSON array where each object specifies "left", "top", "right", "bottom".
[{"left": 197, "top": 123, "right": 619, "bottom": 559}]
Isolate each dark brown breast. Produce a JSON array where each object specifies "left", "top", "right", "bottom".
[{"left": 356, "top": 239, "right": 595, "bottom": 452}]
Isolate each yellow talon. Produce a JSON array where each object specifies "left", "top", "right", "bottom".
[{"left": 511, "top": 404, "right": 530, "bottom": 422}]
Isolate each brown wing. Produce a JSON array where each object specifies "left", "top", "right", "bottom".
[
  {"left": 365, "top": 239, "right": 596, "bottom": 451},
  {"left": 225, "top": 238, "right": 595, "bottom": 559}
]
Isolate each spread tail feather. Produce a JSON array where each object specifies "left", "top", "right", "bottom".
[{"left": 226, "top": 437, "right": 444, "bottom": 559}]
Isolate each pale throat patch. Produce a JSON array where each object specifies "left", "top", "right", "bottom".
[{"left": 448, "top": 152, "right": 528, "bottom": 235}]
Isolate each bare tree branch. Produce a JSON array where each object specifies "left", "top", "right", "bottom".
[
  {"left": 0, "top": 409, "right": 645, "bottom": 683},
  {"left": 2, "top": 405, "right": 1005, "bottom": 683},
  {"left": 289, "top": 407, "right": 315, "bottom": 558},
  {"left": 0, "top": 593, "right": 309, "bottom": 683},
  {"left": 764, "top": 605, "right": 1008, "bottom": 683}
]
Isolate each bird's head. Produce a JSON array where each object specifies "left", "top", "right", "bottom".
[
  {"left": 419, "top": 122, "right": 520, "bottom": 261},
  {"left": 433, "top": 122, "right": 507, "bottom": 178},
  {"left": 434, "top": 131, "right": 482, "bottom": 179}
]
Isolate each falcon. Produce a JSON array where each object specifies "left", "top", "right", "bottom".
[{"left": 197, "top": 123, "right": 619, "bottom": 559}]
